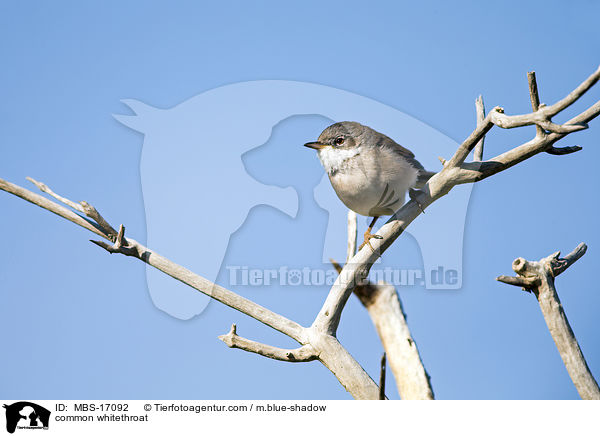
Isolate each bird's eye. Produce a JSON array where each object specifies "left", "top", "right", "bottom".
[{"left": 334, "top": 136, "right": 345, "bottom": 146}]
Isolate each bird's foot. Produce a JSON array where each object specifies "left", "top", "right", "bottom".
[
  {"left": 409, "top": 188, "right": 427, "bottom": 214},
  {"left": 359, "top": 230, "right": 383, "bottom": 252}
]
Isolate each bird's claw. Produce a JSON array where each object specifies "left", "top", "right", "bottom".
[{"left": 359, "top": 231, "right": 383, "bottom": 252}]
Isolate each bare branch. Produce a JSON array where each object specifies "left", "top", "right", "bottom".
[
  {"left": 546, "top": 145, "right": 582, "bottom": 155},
  {"left": 310, "top": 333, "right": 381, "bottom": 399},
  {"left": 550, "top": 242, "right": 587, "bottom": 277},
  {"left": 379, "top": 353, "right": 386, "bottom": 400},
  {"left": 458, "top": 97, "right": 600, "bottom": 183},
  {"left": 218, "top": 324, "right": 317, "bottom": 362},
  {"left": 498, "top": 244, "right": 599, "bottom": 400},
  {"left": 536, "top": 119, "right": 587, "bottom": 133},
  {"left": 90, "top": 224, "right": 138, "bottom": 256},
  {"left": 79, "top": 201, "right": 118, "bottom": 238},
  {"left": 496, "top": 275, "right": 539, "bottom": 290},
  {"left": 346, "top": 210, "right": 357, "bottom": 264},
  {"left": 26, "top": 176, "right": 85, "bottom": 213},
  {"left": 473, "top": 95, "right": 486, "bottom": 162},
  {"left": 355, "top": 281, "right": 434, "bottom": 399},
  {"left": 568, "top": 100, "right": 600, "bottom": 125},
  {"left": 527, "top": 71, "right": 541, "bottom": 112},
  {"left": 445, "top": 113, "right": 495, "bottom": 167},
  {"left": 330, "top": 257, "right": 434, "bottom": 399},
  {"left": 0, "top": 178, "right": 107, "bottom": 239},
  {"left": 26, "top": 176, "right": 118, "bottom": 238},
  {"left": 115, "top": 223, "right": 127, "bottom": 247},
  {"left": 528, "top": 71, "right": 545, "bottom": 137},
  {"left": 446, "top": 67, "right": 599, "bottom": 169}
]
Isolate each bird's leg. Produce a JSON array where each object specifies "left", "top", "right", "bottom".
[{"left": 359, "top": 216, "right": 383, "bottom": 251}]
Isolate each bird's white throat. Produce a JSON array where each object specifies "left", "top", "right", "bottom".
[{"left": 317, "top": 146, "right": 361, "bottom": 174}]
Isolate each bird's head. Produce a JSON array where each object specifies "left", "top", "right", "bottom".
[
  {"left": 304, "top": 121, "right": 367, "bottom": 175},
  {"left": 304, "top": 121, "right": 366, "bottom": 151}
]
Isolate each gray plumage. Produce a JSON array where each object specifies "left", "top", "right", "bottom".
[{"left": 305, "top": 121, "right": 434, "bottom": 217}]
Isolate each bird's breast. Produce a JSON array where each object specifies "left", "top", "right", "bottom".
[{"left": 328, "top": 149, "right": 418, "bottom": 216}]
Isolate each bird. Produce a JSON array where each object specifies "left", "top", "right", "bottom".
[{"left": 304, "top": 121, "right": 435, "bottom": 250}]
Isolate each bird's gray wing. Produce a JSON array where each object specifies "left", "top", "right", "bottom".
[
  {"left": 374, "top": 133, "right": 416, "bottom": 157},
  {"left": 375, "top": 133, "right": 435, "bottom": 188}
]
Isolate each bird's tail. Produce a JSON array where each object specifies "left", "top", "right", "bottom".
[{"left": 415, "top": 170, "right": 436, "bottom": 189}]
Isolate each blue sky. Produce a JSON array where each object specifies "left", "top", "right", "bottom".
[{"left": 0, "top": 1, "right": 598, "bottom": 399}]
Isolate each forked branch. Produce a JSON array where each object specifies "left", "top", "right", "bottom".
[
  {"left": 312, "top": 66, "right": 600, "bottom": 339},
  {"left": 331, "top": 210, "right": 434, "bottom": 399},
  {"left": 0, "top": 176, "right": 380, "bottom": 399},
  {"left": 497, "top": 243, "right": 599, "bottom": 400}
]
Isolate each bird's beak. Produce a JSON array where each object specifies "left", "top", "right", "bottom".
[{"left": 304, "top": 141, "right": 327, "bottom": 150}]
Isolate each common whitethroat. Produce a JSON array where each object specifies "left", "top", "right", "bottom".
[{"left": 304, "top": 121, "right": 434, "bottom": 250}]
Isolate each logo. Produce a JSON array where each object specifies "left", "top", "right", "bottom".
[{"left": 3, "top": 402, "right": 50, "bottom": 433}]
